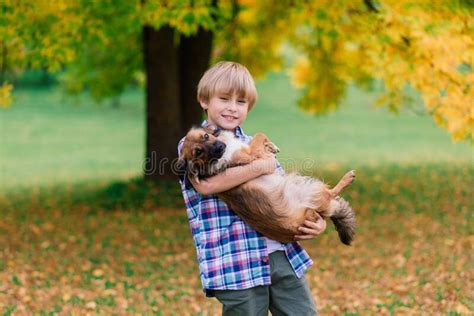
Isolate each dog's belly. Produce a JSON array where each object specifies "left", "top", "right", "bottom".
[
  {"left": 222, "top": 170, "right": 355, "bottom": 245},
  {"left": 250, "top": 173, "right": 283, "bottom": 190},
  {"left": 248, "top": 173, "right": 327, "bottom": 215},
  {"left": 221, "top": 172, "right": 327, "bottom": 242}
]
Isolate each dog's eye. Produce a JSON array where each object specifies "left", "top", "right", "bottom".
[
  {"left": 203, "top": 133, "right": 209, "bottom": 140},
  {"left": 195, "top": 148, "right": 202, "bottom": 156}
]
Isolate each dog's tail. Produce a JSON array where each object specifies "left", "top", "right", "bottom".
[{"left": 330, "top": 197, "right": 356, "bottom": 245}]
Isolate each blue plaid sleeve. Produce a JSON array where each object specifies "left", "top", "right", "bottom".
[
  {"left": 178, "top": 137, "right": 185, "bottom": 156},
  {"left": 275, "top": 160, "right": 285, "bottom": 176}
]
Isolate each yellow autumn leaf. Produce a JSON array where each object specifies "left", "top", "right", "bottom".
[
  {"left": 0, "top": 82, "right": 13, "bottom": 108},
  {"left": 290, "top": 57, "right": 311, "bottom": 88}
]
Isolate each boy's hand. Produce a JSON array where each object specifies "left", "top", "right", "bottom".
[
  {"left": 251, "top": 157, "right": 277, "bottom": 175},
  {"left": 294, "top": 213, "right": 327, "bottom": 241}
]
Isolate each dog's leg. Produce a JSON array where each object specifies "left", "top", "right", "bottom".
[
  {"left": 231, "top": 147, "right": 254, "bottom": 165},
  {"left": 329, "top": 170, "right": 356, "bottom": 196},
  {"left": 228, "top": 133, "right": 279, "bottom": 167},
  {"left": 250, "top": 133, "right": 279, "bottom": 159}
]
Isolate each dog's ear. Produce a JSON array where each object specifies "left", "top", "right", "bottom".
[
  {"left": 204, "top": 124, "right": 221, "bottom": 136},
  {"left": 174, "top": 157, "right": 188, "bottom": 179},
  {"left": 174, "top": 157, "right": 197, "bottom": 190}
]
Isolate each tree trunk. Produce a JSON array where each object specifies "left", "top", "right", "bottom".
[
  {"left": 179, "top": 28, "right": 213, "bottom": 130},
  {"left": 143, "top": 26, "right": 213, "bottom": 181},
  {"left": 143, "top": 26, "right": 182, "bottom": 180}
]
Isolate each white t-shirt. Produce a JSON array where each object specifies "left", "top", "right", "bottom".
[{"left": 265, "top": 237, "right": 285, "bottom": 253}]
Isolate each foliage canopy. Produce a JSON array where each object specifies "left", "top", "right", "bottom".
[{"left": 1, "top": 0, "right": 472, "bottom": 142}]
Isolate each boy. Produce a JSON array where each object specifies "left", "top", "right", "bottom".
[{"left": 177, "top": 61, "right": 326, "bottom": 315}]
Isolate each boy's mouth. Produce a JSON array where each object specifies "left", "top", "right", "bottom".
[{"left": 222, "top": 115, "right": 237, "bottom": 121}]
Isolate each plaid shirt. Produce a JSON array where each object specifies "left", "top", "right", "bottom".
[{"left": 178, "top": 122, "right": 313, "bottom": 293}]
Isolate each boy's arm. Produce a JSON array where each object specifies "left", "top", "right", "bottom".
[{"left": 191, "top": 157, "right": 277, "bottom": 195}]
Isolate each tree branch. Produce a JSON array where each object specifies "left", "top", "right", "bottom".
[{"left": 364, "top": 0, "right": 379, "bottom": 13}]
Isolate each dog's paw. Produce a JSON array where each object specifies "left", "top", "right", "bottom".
[
  {"left": 342, "top": 170, "right": 356, "bottom": 185},
  {"left": 265, "top": 142, "right": 280, "bottom": 154}
]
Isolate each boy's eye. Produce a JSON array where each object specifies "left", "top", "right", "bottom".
[
  {"left": 237, "top": 100, "right": 247, "bottom": 104},
  {"left": 219, "top": 96, "right": 229, "bottom": 101}
]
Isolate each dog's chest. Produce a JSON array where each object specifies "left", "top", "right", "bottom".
[{"left": 219, "top": 131, "right": 249, "bottom": 162}]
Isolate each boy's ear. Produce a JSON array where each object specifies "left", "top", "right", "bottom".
[{"left": 199, "top": 98, "right": 208, "bottom": 110}]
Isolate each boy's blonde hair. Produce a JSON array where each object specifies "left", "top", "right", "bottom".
[{"left": 197, "top": 61, "right": 257, "bottom": 111}]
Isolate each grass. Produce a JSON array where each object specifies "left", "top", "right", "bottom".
[
  {"left": 0, "top": 87, "right": 144, "bottom": 190},
  {"left": 0, "top": 72, "right": 473, "bottom": 314}
]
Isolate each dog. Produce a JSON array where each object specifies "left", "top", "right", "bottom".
[{"left": 176, "top": 126, "right": 356, "bottom": 245}]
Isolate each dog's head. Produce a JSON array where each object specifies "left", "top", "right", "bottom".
[{"left": 175, "top": 126, "right": 227, "bottom": 181}]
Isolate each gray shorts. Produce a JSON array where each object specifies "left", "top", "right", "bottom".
[{"left": 213, "top": 251, "right": 317, "bottom": 316}]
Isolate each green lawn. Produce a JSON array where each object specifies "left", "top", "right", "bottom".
[
  {"left": 0, "top": 87, "right": 144, "bottom": 190},
  {"left": 1, "top": 72, "right": 472, "bottom": 190}
]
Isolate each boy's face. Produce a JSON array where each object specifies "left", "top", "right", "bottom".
[{"left": 200, "top": 92, "right": 249, "bottom": 132}]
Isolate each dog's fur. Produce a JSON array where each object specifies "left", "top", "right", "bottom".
[{"left": 177, "top": 126, "right": 356, "bottom": 245}]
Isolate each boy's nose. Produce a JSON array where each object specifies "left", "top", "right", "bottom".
[{"left": 227, "top": 101, "right": 238, "bottom": 111}]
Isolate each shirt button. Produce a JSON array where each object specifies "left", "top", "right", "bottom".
[{"left": 262, "top": 256, "right": 269, "bottom": 263}]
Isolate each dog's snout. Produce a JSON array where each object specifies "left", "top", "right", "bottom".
[
  {"left": 216, "top": 141, "right": 226, "bottom": 152},
  {"left": 210, "top": 140, "right": 226, "bottom": 158}
]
